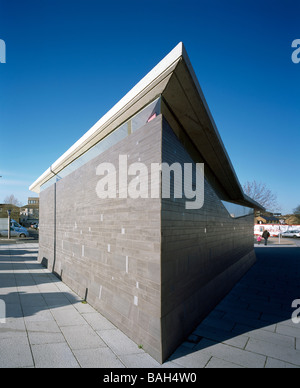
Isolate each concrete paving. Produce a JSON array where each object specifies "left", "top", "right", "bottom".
[{"left": 0, "top": 242, "right": 300, "bottom": 368}]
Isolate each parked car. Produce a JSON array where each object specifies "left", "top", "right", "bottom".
[
  {"left": 271, "top": 231, "right": 282, "bottom": 237},
  {"left": 281, "top": 230, "right": 300, "bottom": 238},
  {"left": 0, "top": 222, "right": 29, "bottom": 238}
]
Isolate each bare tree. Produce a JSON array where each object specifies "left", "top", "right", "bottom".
[
  {"left": 243, "top": 181, "right": 280, "bottom": 212},
  {"left": 3, "top": 194, "right": 22, "bottom": 207},
  {"left": 293, "top": 205, "right": 300, "bottom": 215},
  {"left": 291, "top": 205, "right": 300, "bottom": 223}
]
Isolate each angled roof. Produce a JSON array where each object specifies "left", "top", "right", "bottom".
[
  {"left": 0, "top": 204, "right": 20, "bottom": 210},
  {"left": 29, "top": 42, "right": 263, "bottom": 210},
  {"left": 257, "top": 215, "right": 280, "bottom": 222},
  {"left": 20, "top": 203, "right": 39, "bottom": 209}
]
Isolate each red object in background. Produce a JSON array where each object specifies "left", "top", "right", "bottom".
[{"left": 147, "top": 113, "right": 157, "bottom": 122}]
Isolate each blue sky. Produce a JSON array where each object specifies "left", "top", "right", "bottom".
[{"left": 0, "top": 0, "right": 299, "bottom": 213}]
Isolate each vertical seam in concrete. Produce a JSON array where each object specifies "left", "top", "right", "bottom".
[{"left": 159, "top": 114, "right": 163, "bottom": 362}]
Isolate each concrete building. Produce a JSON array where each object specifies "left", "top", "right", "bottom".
[
  {"left": 20, "top": 197, "right": 39, "bottom": 226},
  {"left": 30, "top": 43, "right": 262, "bottom": 363}
]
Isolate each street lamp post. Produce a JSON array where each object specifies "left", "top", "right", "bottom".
[{"left": 7, "top": 209, "right": 11, "bottom": 240}]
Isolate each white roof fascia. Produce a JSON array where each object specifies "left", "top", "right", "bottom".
[{"left": 29, "top": 42, "right": 184, "bottom": 193}]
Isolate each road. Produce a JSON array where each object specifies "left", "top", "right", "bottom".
[{"left": 271, "top": 236, "right": 300, "bottom": 247}]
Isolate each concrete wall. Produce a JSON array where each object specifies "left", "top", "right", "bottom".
[
  {"left": 39, "top": 115, "right": 163, "bottom": 362},
  {"left": 160, "top": 119, "right": 256, "bottom": 360},
  {"left": 38, "top": 114, "right": 256, "bottom": 363}
]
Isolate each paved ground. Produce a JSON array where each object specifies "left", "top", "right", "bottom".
[
  {"left": 254, "top": 236, "right": 300, "bottom": 248},
  {"left": 0, "top": 242, "right": 300, "bottom": 368}
]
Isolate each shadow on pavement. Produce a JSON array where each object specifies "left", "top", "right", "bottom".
[
  {"left": 0, "top": 245, "right": 81, "bottom": 319},
  {"left": 0, "top": 248, "right": 38, "bottom": 257},
  {"left": 2, "top": 291, "right": 81, "bottom": 319},
  {"left": 169, "top": 247, "right": 300, "bottom": 363},
  {"left": 1, "top": 243, "right": 299, "bottom": 366}
]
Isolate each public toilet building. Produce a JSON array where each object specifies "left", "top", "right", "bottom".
[{"left": 30, "top": 43, "right": 261, "bottom": 363}]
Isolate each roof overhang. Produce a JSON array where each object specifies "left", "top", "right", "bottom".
[
  {"left": 29, "top": 42, "right": 264, "bottom": 211},
  {"left": 29, "top": 43, "right": 183, "bottom": 193},
  {"left": 160, "top": 46, "right": 264, "bottom": 210}
]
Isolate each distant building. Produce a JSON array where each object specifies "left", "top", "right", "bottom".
[
  {"left": 255, "top": 215, "right": 281, "bottom": 224},
  {"left": 28, "top": 197, "right": 39, "bottom": 206},
  {"left": 30, "top": 43, "right": 263, "bottom": 363},
  {"left": 284, "top": 214, "right": 300, "bottom": 225},
  {"left": 20, "top": 197, "right": 39, "bottom": 226}
]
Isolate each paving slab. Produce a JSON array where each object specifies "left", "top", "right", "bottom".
[
  {"left": 60, "top": 324, "right": 107, "bottom": 350},
  {"left": 23, "top": 306, "right": 55, "bottom": 323},
  {"left": 194, "top": 338, "right": 267, "bottom": 368},
  {"left": 0, "top": 317, "right": 27, "bottom": 340},
  {"left": 0, "top": 336, "right": 34, "bottom": 368},
  {"left": 73, "top": 347, "right": 125, "bottom": 368},
  {"left": 245, "top": 338, "right": 300, "bottom": 366},
  {"left": 265, "top": 358, "right": 300, "bottom": 368},
  {"left": 97, "top": 328, "right": 145, "bottom": 356},
  {"left": 26, "top": 320, "right": 65, "bottom": 345},
  {"left": 119, "top": 353, "right": 161, "bottom": 368},
  {"left": 81, "top": 312, "right": 117, "bottom": 330},
  {"left": 1, "top": 243, "right": 300, "bottom": 368},
  {"left": 233, "top": 324, "right": 296, "bottom": 348},
  {"left": 31, "top": 342, "right": 80, "bottom": 368},
  {"left": 50, "top": 305, "right": 88, "bottom": 327},
  {"left": 168, "top": 344, "right": 212, "bottom": 368},
  {"left": 205, "top": 357, "right": 244, "bottom": 368}
]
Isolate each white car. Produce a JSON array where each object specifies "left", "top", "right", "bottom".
[
  {"left": 281, "top": 230, "right": 300, "bottom": 238},
  {"left": 271, "top": 230, "right": 281, "bottom": 237}
]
